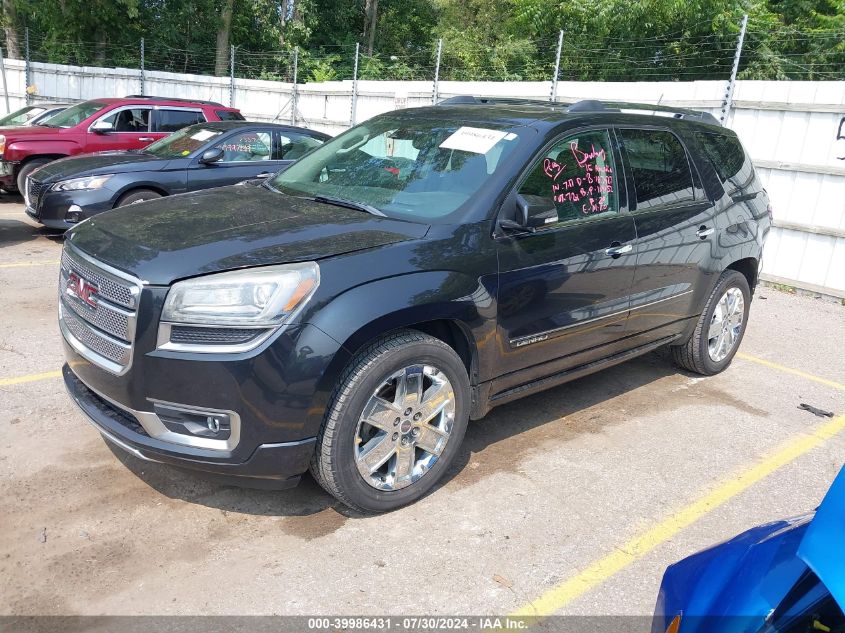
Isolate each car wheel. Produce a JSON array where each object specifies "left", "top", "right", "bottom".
[
  {"left": 16, "top": 159, "right": 51, "bottom": 194},
  {"left": 671, "top": 270, "right": 751, "bottom": 375},
  {"left": 116, "top": 189, "right": 162, "bottom": 207},
  {"left": 311, "top": 330, "right": 470, "bottom": 513}
]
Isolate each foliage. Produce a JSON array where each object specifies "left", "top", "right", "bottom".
[{"left": 0, "top": 0, "right": 842, "bottom": 80}]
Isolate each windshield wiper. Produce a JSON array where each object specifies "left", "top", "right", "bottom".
[{"left": 313, "top": 194, "right": 385, "bottom": 217}]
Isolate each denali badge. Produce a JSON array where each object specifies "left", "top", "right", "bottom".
[
  {"left": 513, "top": 334, "right": 549, "bottom": 348},
  {"left": 66, "top": 272, "right": 98, "bottom": 309}
]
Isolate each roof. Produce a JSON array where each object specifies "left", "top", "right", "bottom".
[
  {"left": 432, "top": 96, "right": 723, "bottom": 130},
  {"left": 187, "top": 120, "right": 331, "bottom": 137},
  {"left": 79, "top": 96, "right": 239, "bottom": 110}
]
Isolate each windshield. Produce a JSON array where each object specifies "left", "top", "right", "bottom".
[
  {"left": 44, "top": 101, "right": 108, "bottom": 128},
  {"left": 144, "top": 125, "right": 224, "bottom": 158},
  {"left": 0, "top": 106, "right": 44, "bottom": 126},
  {"left": 267, "top": 115, "right": 522, "bottom": 221}
]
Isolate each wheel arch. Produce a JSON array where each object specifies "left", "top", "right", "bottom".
[
  {"left": 114, "top": 184, "right": 169, "bottom": 206},
  {"left": 726, "top": 256, "right": 759, "bottom": 293}
]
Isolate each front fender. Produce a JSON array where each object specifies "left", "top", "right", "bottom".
[
  {"left": 306, "top": 269, "right": 498, "bottom": 387},
  {"left": 6, "top": 140, "right": 79, "bottom": 162}
]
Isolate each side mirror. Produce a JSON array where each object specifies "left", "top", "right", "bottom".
[
  {"left": 199, "top": 147, "right": 224, "bottom": 164},
  {"left": 92, "top": 120, "right": 113, "bottom": 134},
  {"left": 502, "top": 194, "right": 558, "bottom": 233}
]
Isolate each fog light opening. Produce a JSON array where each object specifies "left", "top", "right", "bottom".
[
  {"left": 152, "top": 402, "right": 232, "bottom": 440},
  {"left": 65, "top": 205, "right": 84, "bottom": 224}
]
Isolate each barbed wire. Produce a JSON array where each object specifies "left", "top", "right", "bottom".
[{"left": 1, "top": 24, "right": 843, "bottom": 84}]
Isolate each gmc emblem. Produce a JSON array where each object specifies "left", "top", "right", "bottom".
[{"left": 66, "top": 272, "right": 98, "bottom": 309}]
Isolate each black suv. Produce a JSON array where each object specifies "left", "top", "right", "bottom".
[{"left": 60, "top": 98, "right": 770, "bottom": 512}]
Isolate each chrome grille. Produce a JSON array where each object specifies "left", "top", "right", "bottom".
[
  {"left": 59, "top": 245, "right": 141, "bottom": 375},
  {"left": 25, "top": 177, "right": 45, "bottom": 211},
  {"left": 60, "top": 249, "right": 135, "bottom": 308}
]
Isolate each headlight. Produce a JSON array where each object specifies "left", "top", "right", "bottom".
[
  {"left": 0, "top": 134, "right": 5, "bottom": 155},
  {"left": 52, "top": 174, "right": 113, "bottom": 191},
  {"left": 162, "top": 262, "right": 320, "bottom": 327}
]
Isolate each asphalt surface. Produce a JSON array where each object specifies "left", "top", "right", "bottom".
[{"left": 1, "top": 194, "right": 844, "bottom": 620}]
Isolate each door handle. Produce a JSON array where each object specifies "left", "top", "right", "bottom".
[
  {"left": 605, "top": 242, "right": 633, "bottom": 258},
  {"left": 696, "top": 225, "right": 715, "bottom": 239},
  {"left": 139, "top": 137, "right": 154, "bottom": 142},
  {"left": 255, "top": 172, "right": 274, "bottom": 178}
]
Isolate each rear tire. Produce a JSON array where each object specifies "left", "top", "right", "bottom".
[
  {"left": 16, "top": 158, "right": 51, "bottom": 194},
  {"left": 671, "top": 270, "right": 750, "bottom": 375},
  {"left": 310, "top": 330, "right": 470, "bottom": 513},
  {"left": 116, "top": 189, "right": 161, "bottom": 207}
]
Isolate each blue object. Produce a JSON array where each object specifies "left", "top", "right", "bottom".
[{"left": 653, "top": 466, "right": 845, "bottom": 633}]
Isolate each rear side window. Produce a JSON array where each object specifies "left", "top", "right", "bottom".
[
  {"left": 276, "top": 132, "right": 324, "bottom": 160},
  {"left": 518, "top": 128, "right": 619, "bottom": 226},
  {"left": 215, "top": 110, "right": 245, "bottom": 121},
  {"left": 620, "top": 129, "right": 695, "bottom": 210},
  {"left": 694, "top": 131, "right": 754, "bottom": 193},
  {"left": 155, "top": 109, "right": 205, "bottom": 133}
]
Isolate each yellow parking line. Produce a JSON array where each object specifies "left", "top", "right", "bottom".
[
  {"left": 737, "top": 352, "right": 845, "bottom": 392},
  {"left": 0, "top": 369, "right": 62, "bottom": 387},
  {"left": 0, "top": 260, "right": 59, "bottom": 269},
  {"left": 510, "top": 413, "right": 845, "bottom": 620}
]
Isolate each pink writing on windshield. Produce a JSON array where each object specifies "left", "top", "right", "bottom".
[{"left": 543, "top": 140, "right": 614, "bottom": 214}]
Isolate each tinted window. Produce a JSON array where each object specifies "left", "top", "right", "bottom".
[
  {"left": 695, "top": 131, "right": 754, "bottom": 193},
  {"left": 518, "top": 129, "right": 619, "bottom": 225},
  {"left": 215, "top": 110, "right": 245, "bottom": 121},
  {"left": 156, "top": 109, "right": 205, "bottom": 132},
  {"left": 277, "top": 132, "right": 324, "bottom": 160},
  {"left": 620, "top": 129, "right": 694, "bottom": 210},
  {"left": 101, "top": 108, "right": 151, "bottom": 132},
  {"left": 217, "top": 131, "right": 272, "bottom": 162}
]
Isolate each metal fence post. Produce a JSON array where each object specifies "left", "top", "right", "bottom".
[
  {"left": 350, "top": 42, "right": 360, "bottom": 126},
  {"left": 720, "top": 14, "right": 748, "bottom": 126},
  {"left": 0, "top": 47, "right": 9, "bottom": 114},
  {"left": 432, "top": 38, "right": 442, "bottom": 105},
  {"left": 229, "top": 44, "right": 235, "bottom": 107},
  {"left": 550, "top": 30, "right": 563, "bottom": 102},
  {"left": 139, "top": 38, "right": 145, "bottom": 96},
  {"left": 24, "top": 27, "right": 30, "bottom": 105},
  {"left": 291, "top": 46, "right": 299, "bottom": 125}
]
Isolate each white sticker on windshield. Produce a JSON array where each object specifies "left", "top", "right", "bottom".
[
  {"left": 191, "top": 130, "right": 218, "bottom": 141},
  {"left": 439, "top": 127, "right": 509, "bottom": 154}
]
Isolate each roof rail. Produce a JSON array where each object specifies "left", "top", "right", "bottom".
[
  {"left": 436, "top": 95, "right": 556, "bottom": 107},
  {"left": 567, "top": 99, "right": 721, "bottom": 125},
  {"left": 123, "top": 95, "right": 226, "bottom": 107}
]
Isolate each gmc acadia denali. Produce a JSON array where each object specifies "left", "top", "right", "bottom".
[{"left": 59, "top": 98, "right": 771, "bottom": 512}]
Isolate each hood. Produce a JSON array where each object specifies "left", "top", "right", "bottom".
[
  {"left": 32, "top": 152, "right": 167, "bottom": 182},
  {"left": 798, "top": 465, "right": 845, "bottom": 609},
  {"left": 0, "top": 124, "right": 71, "bottom": 139},
  {"left": 66, "top": 184, "right": 429, "bottom": 285}
]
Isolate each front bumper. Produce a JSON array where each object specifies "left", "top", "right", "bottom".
[
  {"left": 65, "top": 365, "right": 316, "bottom": 488},
  {"left": 0, "top": 160, "right": 18, "bottom": 187},
  {"left": 28, "top": 188, "right": 116, "bottom": 229}
]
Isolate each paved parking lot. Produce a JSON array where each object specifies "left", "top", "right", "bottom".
[{"left": 1, "top": 194, "right": 844, "bottom": 620}]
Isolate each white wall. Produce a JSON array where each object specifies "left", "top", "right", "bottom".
[{"left": 2, "top": 57, "right": 843, "bottom": 296}]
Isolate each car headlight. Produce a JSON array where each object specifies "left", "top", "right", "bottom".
[
  {"left": 162, "top": 262, "right": 320, "bottom": 327},
  {"left": 52, "top": 174, "right": 114, "bottom": 191}
]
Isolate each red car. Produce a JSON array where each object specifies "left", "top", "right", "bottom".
[{"left": 0, "top": 95, "right": 243, "bottom": 192}]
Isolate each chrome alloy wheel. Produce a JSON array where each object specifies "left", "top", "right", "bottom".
[
  {"left": 707, "top": 287, "right": 745, "bottom": 362},
  {"left": 354, "top": 364, "right": 455, "bottom": 491}
]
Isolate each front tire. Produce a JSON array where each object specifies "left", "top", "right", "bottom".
[
  {"left": 671, "top": 270, "right": 751, "bottom": 375},
  {"left": 311, "top": 330, "right": 470, "bottom": 513},
  {"left": 16, "top": 158, "right": 51, "bottom": 194},
  {"left": 116, "top": 189, "right": 162, "bottom": 207}
]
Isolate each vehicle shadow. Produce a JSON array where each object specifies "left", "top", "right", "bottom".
[
  {"left": 0, "top": 195, "right": 65, "bottom": 248},
  {"left": 113, "top": 348, "right": 686, "bottom": 526}
]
